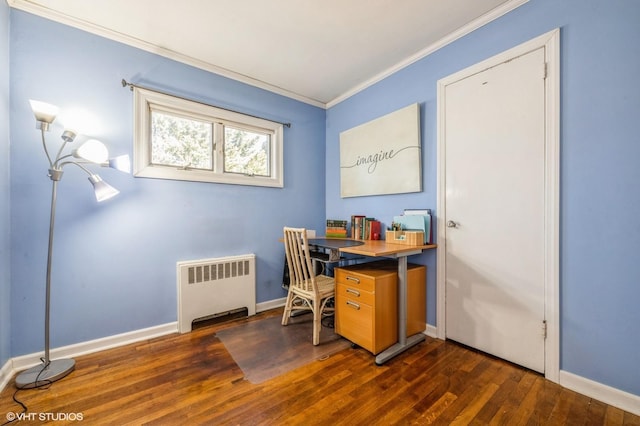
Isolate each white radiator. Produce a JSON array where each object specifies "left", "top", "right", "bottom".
[{"left": 177, "top": 254, "right": 256, "bottom": 333}]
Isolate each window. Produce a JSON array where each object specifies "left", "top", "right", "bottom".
[{"left": 133, "top": 87, "right": 284, "bottom": 187}]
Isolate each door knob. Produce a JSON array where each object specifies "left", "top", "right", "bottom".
[{"left": 447, "top": 220, "right": 458, "bottom": 228}]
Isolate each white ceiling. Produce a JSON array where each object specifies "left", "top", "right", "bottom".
[{"left": 9, "top": 0, "right": 527, "bottom": 107}]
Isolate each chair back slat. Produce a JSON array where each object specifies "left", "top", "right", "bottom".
[
  {"left": 283, "top": 227, "right": 318, "bottom": 295},
  {"left": 282, "top": 226, "right": 335, "bottom": 345}
]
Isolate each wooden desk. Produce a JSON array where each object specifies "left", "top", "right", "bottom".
[{"left": 321, "top": 239, "right": 436, "bottom": 365}]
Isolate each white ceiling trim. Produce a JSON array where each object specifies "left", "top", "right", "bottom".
[
  {"left": 7, "top": 0, "right": 324, "bottom": 108},
  {"left": 8, "top": 0, "right": 528, "bottom": 109},
  {"left": 326, "top": 0, "right": 529, "bottom": 108}
]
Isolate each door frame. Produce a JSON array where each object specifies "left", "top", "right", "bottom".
[{"left": 436, "top": 29, "right": 560, "bottom": 382}]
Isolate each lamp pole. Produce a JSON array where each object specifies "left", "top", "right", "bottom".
[
  {"left": 15, "top": 140, "right": 77, "bottom": 389},
  {"left": 43, "top": 170, "right": 61, "bottom": 368},
  {"left": 15, "top": 101, "right": 127, "bottom": 389}
]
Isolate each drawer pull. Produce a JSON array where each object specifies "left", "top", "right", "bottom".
[
  {"left": 346, "top": 288, "right": 360, "bottom": 297},
  {"left": 346, "top": 276, "right": 360, "bottom": 284},
  {"left": 346, "top": 300, "right": 360, "bottom": 310}
]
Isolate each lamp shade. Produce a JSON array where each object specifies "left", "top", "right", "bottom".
[
  {"left": 29, "top": 100, "right": 59, "bottom": 125},
  {"left": 88, "top": 175, "right": 119, "bottom": 202},
  {"left": 74, "top": 139, "right": 109, "bottom": 164},
  {"left": 108, "top": 155, "right": 131, "bottom": 173}
]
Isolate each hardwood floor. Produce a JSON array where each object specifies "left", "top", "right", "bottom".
[{"left": 1, "top": 309, "right": 639, "bottom": 425}]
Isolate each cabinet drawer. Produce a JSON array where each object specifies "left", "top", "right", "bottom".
[
  {"left": 336, "top": 282, "right": 375, "bottom": 306},
  {"left": 335, "top": 265, "right": 396, "bottom": 292},
  {"left": 335, "top": 296, "right": 373, "bottom": 351},
  {"left": 335, "top": 269, "right": 376, "bottom": 292}
]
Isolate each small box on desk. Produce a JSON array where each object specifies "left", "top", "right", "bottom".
[{"left": 385, "top": 230, "right": 425, "bottom": 246}]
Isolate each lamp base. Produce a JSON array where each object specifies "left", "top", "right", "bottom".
[{"left": 15, "top": 358, "right": 75, "bottom": 389}]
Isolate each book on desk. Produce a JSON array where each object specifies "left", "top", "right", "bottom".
[
  {"left": 326, "top": 219, "right": 348, "bottom": 238},
  {"left": 350, "top": 215, "right": 381, "bottom": 240}
]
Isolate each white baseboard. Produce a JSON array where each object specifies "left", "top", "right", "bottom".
[
  {"left": 559, "top": 370, "right": 640, "bottom": 416},
  {"left": 256, "top": 297, "right": 286, "bottom": 313},
  {"left": 0, "top": 359, "right": 12, "bottom": 393},
  {"left": 425, "top": 324, "right": 438, "bottom": 338},
  {"left": 11, "top": 322, "right": 178, "bottom": 373}
]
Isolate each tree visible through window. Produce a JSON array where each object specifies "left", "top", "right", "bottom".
[
  {"left": 133, "top": 86, "right": 284, "bottom": 187},
  {"left": 224, "top": 126, "right": 270, "bottom": 176},
  {"left": 151, "top": 111, "right": 212, "bottom": 170}
]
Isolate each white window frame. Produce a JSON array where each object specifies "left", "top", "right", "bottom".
[{"left": 133, "top": 87, "right": 284, "bottom": 188}]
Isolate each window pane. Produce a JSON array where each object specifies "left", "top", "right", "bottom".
[
  {"left": 224, "top": 126, "right": 270, "bottom": 177},
  {"left": 134, "top": 87, "right": 283, "bottom": 187},
  {"left": 151, "top": 111, "right": 212, "bottom": 170}
]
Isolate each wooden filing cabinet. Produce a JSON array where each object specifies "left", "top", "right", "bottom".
[{"left": 334, "top": 260, "right": 426, "bottom": 355}]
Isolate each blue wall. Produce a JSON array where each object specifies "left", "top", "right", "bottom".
[
  {"left": 326, "top": 0, "right": 640, "bottom": 397},
  {"left": 0, "top": 0, "right": 11, "bottom": 369},
  {"left": 9, "top": 10, "right": 326, "bottom": 356}
]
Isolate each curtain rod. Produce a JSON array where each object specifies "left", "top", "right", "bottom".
[{"left": 121, "top": 79, "right": 291, "bottom": 128}]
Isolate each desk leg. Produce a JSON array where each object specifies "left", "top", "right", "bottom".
[{"left": 375, "top": 256, "right": 425, "bottom": 365}]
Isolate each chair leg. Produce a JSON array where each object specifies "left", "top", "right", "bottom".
[
  {"left": 312, "top": 302, "right": 321, "bottom": 346},
  {"left": 282, "top": 291, "right": 294, "bottom": 326}
]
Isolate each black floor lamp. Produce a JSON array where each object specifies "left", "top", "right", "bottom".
[{"left": 15, "top": 100, "right": 130, "bottom": 389}]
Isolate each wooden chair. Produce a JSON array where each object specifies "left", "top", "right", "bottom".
[{"left": 281, "top": 227, "right": 335, "bottom": 345}]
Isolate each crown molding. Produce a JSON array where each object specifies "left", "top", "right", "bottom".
[
  {"left": 326, "top": 0, "right": 530, "bottom": 108},
  {"left": 7, "top": 0, "right": 327, "bottom": 108},
  {"left": 8, "top": 0, "right": 529, "bottom": 109}
]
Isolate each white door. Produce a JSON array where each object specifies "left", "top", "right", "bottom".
[{"left": 443, "top": 47, "right": 547, "bottom": 372}]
